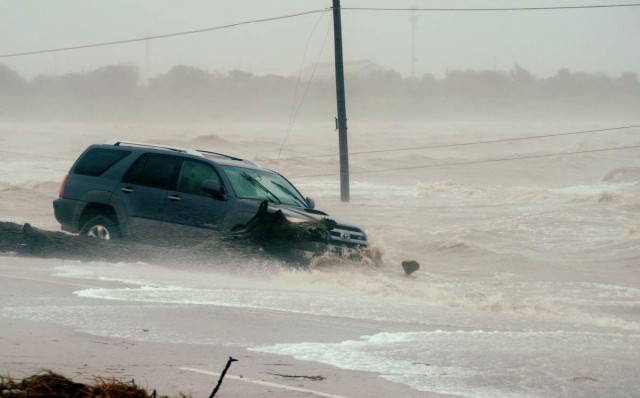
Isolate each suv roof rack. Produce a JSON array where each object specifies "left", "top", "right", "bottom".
[
  {"left": 107, "top": 140, "right": 203, "bottom": 157},
  {"left": 196, "top": 149, "right": 260, "bottom": 167}
]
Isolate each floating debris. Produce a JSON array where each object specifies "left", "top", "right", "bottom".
[{"left": 402, "top": 259, "right": 420, "bottom": 276}]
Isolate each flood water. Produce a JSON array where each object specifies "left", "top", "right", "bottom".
[{"left": 1, "top": 121, "right": 639, "bottom": 397}]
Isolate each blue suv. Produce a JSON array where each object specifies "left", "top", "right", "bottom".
[{"left": 53, "top": 141, "right": 368, "bottom": 255}]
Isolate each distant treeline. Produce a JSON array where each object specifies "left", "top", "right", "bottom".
[{"left": 1, "top": 63, "right": 638, "bottom": 122}]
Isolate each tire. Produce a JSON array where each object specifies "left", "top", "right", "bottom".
[{"left": 80, "top": 215, "right": 119, "bottom": 240}]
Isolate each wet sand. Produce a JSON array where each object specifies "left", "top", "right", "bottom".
[{"left": 0, "top": 256, "right": 426, "bottom": 398}]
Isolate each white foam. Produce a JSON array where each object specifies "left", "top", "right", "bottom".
[
  {"left": 54, "top": 263, "right": 159, "bottom": 287},
  {"left": 71, "top": 274, "right": 640, "bottom": 332},
  {"left": 53, "top": 261, "right": 640, "bottom": 332},
  {"left": 253, "top": 330, "right": 640, "bottom": 398}
]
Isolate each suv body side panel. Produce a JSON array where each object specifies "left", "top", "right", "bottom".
[
  {"left": 219, "top": 198, "right": 264, "bottom": 231},
  {"left": 62, "top": 174, "right": 119, "bottom": 201},
  {"left": 163, "top": 191, "right": 228, "bottom": 231},
  {"left": 55, "top": 173, "right": 123, "bottom": 232},
  {"left": 73, "top": 190, "right": 115, "bottom": 229},
  {"left": 53, "top": 197, "right": 79, "bottom": 232},
  {"left": 108, "top": 194, "right": 130, "bottom": 234},
  {"left": 114, "top": 183, "right": 169, "bottom": 220}
]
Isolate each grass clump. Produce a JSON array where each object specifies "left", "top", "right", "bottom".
[{"left": 0, "top": 371, "right": 160, "bottom": 398}]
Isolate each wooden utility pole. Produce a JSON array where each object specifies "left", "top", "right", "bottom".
[{"left": 332, "top": 0, "right": 350, "bottom": 202}]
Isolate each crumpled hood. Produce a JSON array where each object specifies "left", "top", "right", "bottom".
[
  {"left": 229, "top": 201, "right": 368, "bottom": 250},
  {"left": 272, "top": 204, "right": 329, "bottom": 221},
  {"left": 270, "top": 204, "right": 364, "bottom": 233}
]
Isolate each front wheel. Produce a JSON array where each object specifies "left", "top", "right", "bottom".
[{"left": 81, "top": 215, "right": 119, "bottom": 240}]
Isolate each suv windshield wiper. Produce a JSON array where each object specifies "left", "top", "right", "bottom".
[
  {"left": 241, "top": 172, "right": 281, "bottom": 204},
  {"left": 270, "top": 179, "right": 307, "bottom": 208}
]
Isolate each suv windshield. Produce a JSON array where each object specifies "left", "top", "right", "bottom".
[{"left": 221, "top": 165, "right": 307, "bottom": 208}]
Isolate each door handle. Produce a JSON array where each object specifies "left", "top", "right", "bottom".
[
  {"left": 120, "top": 187, "right": 134, "bottom": 193},
  {"left": 167, "top": 194, "right": 181, "bottom": 201}
]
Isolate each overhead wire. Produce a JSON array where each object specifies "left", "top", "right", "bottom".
[
  {"left": 0, "top": 8, "right": 330, "bottom": 59},
  {"left": 269, "top": 125, "right": 640, "bottom": 161},
  {"left": 1, "top": 130, "right": 638, "bottom": 177},
  {"left": 290, "top": 144, "right": 640, "bottom": 179},
  {"left": 2, "top": 4, "right": 638, "bottom": 181},
  {"left": 3, "top": 3, "right": 636, "bottom": 59},
  {"left": 278, "top": 10, "right": 331, "bottom": 160},
  {"left": 340, "top": 4, "right": 640, "bottom": 12}
]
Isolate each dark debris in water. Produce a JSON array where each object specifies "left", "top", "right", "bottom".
[
  {"left": 267, "top": 373, "right": 326, "bottom": 381},
  {"left": 402, "top": 259, "right": 420, "bottom": 276},
  {"left": 571, "top": 376, "right": 598, "bottom": 382}
]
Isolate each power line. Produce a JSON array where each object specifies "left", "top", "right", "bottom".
[
  {"left": 291, "top": 144, "right": 640, "bottom": 178},
  {"left": 0, "top": 8, "right": 330, "bottom": 59},
  {"left": 2, "top": 141, "right": 638, "bottom": 179},
  {"left": 278, "top": 10, "right": 331, "bottom": 160},
  {"left": 271, "top": 125, "right": 640, "bottom": 161},
  {"left": 2, "top": 4, "right": 633, "bottom": 60},
  {"left": 1, "top": 124, "right": 638, "bottom": 165},
  {"left": 341, "top": 4, "right": 640, "bottom": 12}
]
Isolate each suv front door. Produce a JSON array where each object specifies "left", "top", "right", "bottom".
[{"left": 162, "top": 159, "right": 227, "bottom": 231}]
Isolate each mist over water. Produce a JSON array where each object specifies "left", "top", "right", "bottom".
[
  {"left": 1, "top": 116, "right": 639, "bottom": 397},
  {"left": 3, "top": 1, "right": 640, "bottom": 394}
]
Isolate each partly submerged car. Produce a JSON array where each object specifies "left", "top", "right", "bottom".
[{"left": 53, "top": 141, "right": 368, "bottom": 258}]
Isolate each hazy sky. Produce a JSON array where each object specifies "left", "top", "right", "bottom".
[{"left": 1, "top": 0, "right": 639, "bottom": 80}]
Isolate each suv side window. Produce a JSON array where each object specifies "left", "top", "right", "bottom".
[
  {"left": 122, "top": 154, "right": 180, "bottom": 190},
  {"left": 74, "top": 148, "right": 131, "bottom": 177},
  {"left": 177, "top": 160, "right": 222, "bottom": 196}
]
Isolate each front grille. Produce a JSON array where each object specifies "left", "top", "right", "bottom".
[{"left": 329, "top": 225, "right": 367, "bottom": 247}]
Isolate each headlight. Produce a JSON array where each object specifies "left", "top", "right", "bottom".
[{"left": 285, "top": 215, "right": 308, "bottom": 223}]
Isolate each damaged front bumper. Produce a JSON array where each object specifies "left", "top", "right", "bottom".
[{"left": 227, "top": 201, "right": 369, "bottom": 260}]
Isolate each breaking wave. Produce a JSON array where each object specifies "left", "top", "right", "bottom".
[
  {"left": 626, "top": 225, "right": 640, "bottom": 239},
  {"left": 0, "top": 180, "right": 59, "bottom": 192},
  {"left": 57, "top": 260, "right": 640, "bottom": 332},
  {"left": 602, "top": 167, "right": 640, "bottom": 183},
  {"left": 416, "top": 181, "right": 639, "bottom": 204},
  {"left": 434, "top": 238, "right": 472, "bottom": 251}
]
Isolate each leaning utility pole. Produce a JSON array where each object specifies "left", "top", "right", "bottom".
[{"left": 332, "top": 0, "right": 350, "bottom": 202}]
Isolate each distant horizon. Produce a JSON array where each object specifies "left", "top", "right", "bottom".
[
  {"left": 3, "top": 60, "right": 638, "bottom": 82},
  {"left": 2, "top": 60, "right": 637, "bottom": 124},
  {"left": 2, "top": 1, "right": 638, "bottom": 81}
]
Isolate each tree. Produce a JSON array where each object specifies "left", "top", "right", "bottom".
[{"left": 0, "top": 63, "right": 27, "bottom": 97}]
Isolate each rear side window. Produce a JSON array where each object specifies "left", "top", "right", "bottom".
[
  {"left": 122, "top": 154, "right": 180, "bottom": 190},
  {"left": 74, "top": 148, "right": 131, "bottom": 177}
]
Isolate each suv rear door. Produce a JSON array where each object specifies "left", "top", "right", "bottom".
[{"left": 115, "top": 153, "right": 181, "bottom": 227}]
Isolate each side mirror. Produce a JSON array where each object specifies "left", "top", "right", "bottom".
[
  {"left": 305, "top": 197, "right": 315, "bottom": 209},
  {"left": 202, "top": 180, "right": 225, "bottom": 199}
]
